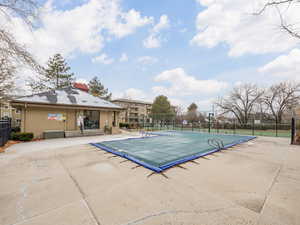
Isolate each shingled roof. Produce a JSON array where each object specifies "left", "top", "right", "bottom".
[{"left": 12, "top": 87, "right": 122, "bottom": 109}]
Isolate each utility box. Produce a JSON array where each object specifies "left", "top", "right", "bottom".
[{"left": 43, "top": 130, "right": 65, "bottom": 139}]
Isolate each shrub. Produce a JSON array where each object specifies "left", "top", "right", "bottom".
[
  {"left": 119, "top": 122, "right": 129, "bottom": 128},
  {"left": 11, "top": 127, "right": 21, "bottom": 133},
  {"left": 11, "top": 132, "right": 34, "bottom": 141}
]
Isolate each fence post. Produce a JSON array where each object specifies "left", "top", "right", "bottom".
[
  {"left": 208, "top": 116, "right": 211, "bottom": 133},
  {"left": 291, "top": 118, "right": 295, "bottom": 144},
  {"left": 234, "top": 120, "right": 236, "bottom": 134},
  {"left": 252, "top": 119, "right": 255, "bottom": 136},
  {"left": 0, "top": 122, "right": 3, "bottom": 147},
  {"left": 275, "top": 117, "right": 278, "bottom": 137}
]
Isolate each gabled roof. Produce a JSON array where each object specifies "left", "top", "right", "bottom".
[
  {"left": 112, "top": 98, "right": 152, "bottom": 105},
  {"left": 12, "top": 87, "right": 122, "bottom": 109}
]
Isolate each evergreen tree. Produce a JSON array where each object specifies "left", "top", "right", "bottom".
[
  {"left": 29, "top": 54, "right": 75, "bottom": 92},
  {"left": 186, "top": 103, "right": 198, "bottom": 123},
  {"left": 151, "top": 95, "right": 174, "bottom": 121},
  {"left": 88, "top": 76, "right": 112, "bottom": 100},
  {"left": 187, "top": 103, "right": 198, "bottom": 112}
]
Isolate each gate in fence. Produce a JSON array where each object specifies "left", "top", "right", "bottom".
[{"left": 0, "top": 120, "right": 11, "bottom": 147}]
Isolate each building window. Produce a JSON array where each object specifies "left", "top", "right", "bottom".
[
  {"left": 16, "top": 119, "right": 21, "bottom": 125},
  {"left": 83, "top": 110, "right": 100, "bottom": 129},
  {"left": 3, "top": 112, "right": 9, "bottom": 117}
]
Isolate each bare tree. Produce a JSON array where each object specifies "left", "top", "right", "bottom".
[
  {"left": 254, "top": 0, "right": 300, "bottom": 39},
  {"left": 216, "top": 84, "right": 264, "bottom": 125},
  {"left": 0, "top": 0, "right": 41, "bottom": 98},
  {"left": 174, "top": 105, "right": 184, "bottom": 123},
  {"left": 263, "top": 81, "right": 300, "bottom": 123},
  {"left": 0, "top": 56, "right": 15, "bottom": 100},
  {"left": 0, "top": 0, "right": 37, "bottom": 24}
]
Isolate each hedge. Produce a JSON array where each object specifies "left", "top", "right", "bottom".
[
  {"left": 119, "top": 122, "right": 130, "bottom": 128},
  {"left": 11, "top": 132, "right": 34, "bottom": 141}
]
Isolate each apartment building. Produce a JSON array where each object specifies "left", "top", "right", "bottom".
[{"left": 111, "top": 98, "right": 152, "bottom": 124}]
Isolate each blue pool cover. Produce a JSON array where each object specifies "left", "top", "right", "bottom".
[{"left": 91, "top": 131, "right": 256, "bottom": 172}]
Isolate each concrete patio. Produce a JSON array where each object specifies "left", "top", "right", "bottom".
[{"left": 0, "top": 134, "right": 299, "bottom": 225}]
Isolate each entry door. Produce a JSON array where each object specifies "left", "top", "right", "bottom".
[{"left": 83, "top": 110, "right": 100, "bottom": 129}]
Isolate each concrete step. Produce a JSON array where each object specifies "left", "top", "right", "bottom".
[
  {"left": 65, "top": 129, "right": 104, "bottom": 138},
  {"left": 83, "top": 129, "right": 104, "bottom": 136},
  {"left": 65, "top": 130, "right": 82, "bottom": 138}
]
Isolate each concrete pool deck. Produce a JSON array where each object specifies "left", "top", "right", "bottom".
[{"left": 0, "top": 134, "right": 299, "bottom": 225}]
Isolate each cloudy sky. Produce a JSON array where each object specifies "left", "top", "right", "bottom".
[{"left": 5, "top": 0, "right": 300, "bottom": 110}]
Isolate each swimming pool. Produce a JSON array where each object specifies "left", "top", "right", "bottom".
[{"left": 91, "top": 131, "right": 256, "bottom": 172}]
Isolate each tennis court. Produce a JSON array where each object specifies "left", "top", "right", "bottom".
[{"left": 91, "top": 131, "right": 255, "bottom": 172}]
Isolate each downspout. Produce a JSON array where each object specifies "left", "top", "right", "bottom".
[{"left": 24, "top": 103, "right": 27, "bottom": 132}]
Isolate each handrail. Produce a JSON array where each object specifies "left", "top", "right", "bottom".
[{"left": 208, "top": 138, "right": 224, "bottom": 150}]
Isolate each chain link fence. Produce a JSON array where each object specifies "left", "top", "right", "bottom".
[{"left": 123, "top": 118, "right": 292, "bottom": 138}]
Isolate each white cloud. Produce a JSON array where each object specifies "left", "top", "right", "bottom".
[
  {"left": 114, "top": 88, "right": 182, "bottom": 107},
  {"left": 196, "top": 98, "right": 215, "bottom": 112},
  {"left": 137, "top": 56, "right": 158, "bottom": 65},
  {"left": 259, "top": 48, "right": 300, "bottom": 80},
  {"left": 119, "top": 53, "right": 128, "bottom": 62},
  {"left": 152, "top": 14, "right": 170, "bottom": 33},
  {"left": 143, "top": 14, "right": 170, "bottom": 48},
  {"left": 143, "top": 35, "right": 161, "bottom": 48},
  {"left": 2, "top": 0, "right": 153, "bottom": 63},
  {"left": 92, "top": 53, "right": 114, "bottom": 64},
  {"left": 113, "top": 88, "right": 148, "bottom": 100},
  {"left": 168, "top": 98, "right": 184, "bottom": 107},
  {"left": 179, "top": 28, "right": 187, "bottom": 33},
  {"left": 76, "top": 78, "right": 89, "bottom": 84},
  {"left": 191, "top": 0, "right": 300, "bottom": 56},
  {"left": 152, "top": 68, "right": 228, "bottom": 96},
  {"left": 107, "top": 9, "right": 154, "bottom": 38}
]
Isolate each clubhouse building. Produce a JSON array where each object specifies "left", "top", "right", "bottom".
[{"left": 10, "top": 86, "right": 123, "bottom": 138}]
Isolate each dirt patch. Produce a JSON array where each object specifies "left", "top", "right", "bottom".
[{"left": 0, "top": 140, "right": 21, "bottom": 153}]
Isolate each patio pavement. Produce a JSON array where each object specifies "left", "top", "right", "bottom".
[{"left": 0, "top": 134, "right": 299, "bottom": 225}]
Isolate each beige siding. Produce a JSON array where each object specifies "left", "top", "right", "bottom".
[
  {"left": 24, "top": 108, "right": 69, "bottom": 138},
  {"left": 16, "top": 105, "right": 120, "bottom": 138},
  {"left": 66, "top": 109, "right": 76, "bottom": 131},
  {"left": 100, "top": 111, "right": 110, "bottom": 129}
]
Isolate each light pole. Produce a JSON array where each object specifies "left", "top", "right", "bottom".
[{"left": 208, "top": 112, "right": 214, "bottom": 133}]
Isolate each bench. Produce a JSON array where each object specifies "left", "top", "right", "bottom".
[{"left": 43, "top": 130, "right": 65, "bottom": 139}]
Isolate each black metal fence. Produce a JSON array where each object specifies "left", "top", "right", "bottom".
[
  {"left": 0, "top": 120, "right": 11, "bottom": 147},
  {"left": 131, "top": 120, "right": 292, "bottom": 138}
]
